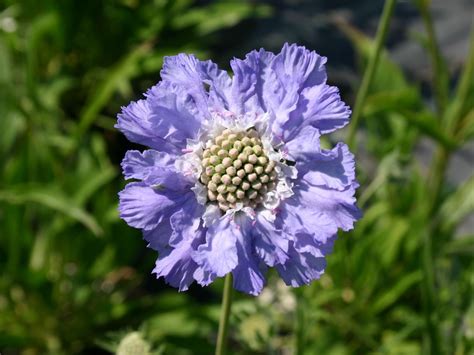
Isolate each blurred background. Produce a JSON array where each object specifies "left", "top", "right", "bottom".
[{"left": 0, "top": 0, "right": 472, "bottom": 354}]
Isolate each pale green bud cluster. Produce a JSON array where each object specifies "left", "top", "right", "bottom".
[
  {"left": 116, "top": 332, "right": 151, "bottom": 355},
  {"left": 200, "top": 128, "right": 277, "bottom": 211}
]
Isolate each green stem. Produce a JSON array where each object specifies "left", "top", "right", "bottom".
[
  {"left": 294, "top": 290, "right": 304, "bottom": 355},
  {"left": 347, "top": 0, "right": 397, "bottom": 152},
  {"left": 215, "top": 273, "right": 233, "bottom": 355},
  {"left": 418, "top": 0, "right": 449, "bottom": 116},
  {"left": 445, "top": 29, "right": 474, "bottom": 134}
]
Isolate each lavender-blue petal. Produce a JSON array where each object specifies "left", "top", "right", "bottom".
[
  {"left": 231, "top": 215, "right": 267, "bottom": 296},
  {"left": 283, "top": 125, "right": 321, "bottom": 162},
  {"left": 276, "top": 242, "right": 327, "bottom": 287},
  {"left": 152, "top": 231, "right": 205, "bottom": 291},
  {"left": 143, "top": 192, "right": 202, "bottom": 252},
  {"left": 289, "top": 84, "right": 351, "bottom": 135},
  {"left": 252, "top": 214, "right": 291, "bottom": 267},
  {"left": 278, "top": 201, "right": 338, "bottom": 244},
  {"left": 146, "top": 82, "right": 203, "bottom": 150},
  {"left": 118, "top": 182, "right": 191, "bottom": 231},
  {"left": 273, "top": 43, "right": 327, "bottom": 90},
  {"left": 121, "top": 149, "right": 192, "bottom": 192},
  {"left": 116, "top": 99, "right": 178, "bottom": 152},
  {"left": 192, "top": 216, "right": 239, "bottom": 278},
  {"left": 297, "top": 143, "right": 356, "bottom": 190},
  {"left": 160, "top": 54, "right": 231, "bottom": 113}
]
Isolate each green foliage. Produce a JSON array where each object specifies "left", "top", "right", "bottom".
[{"left": 0, "top": 0, "right": 472, "bottom": 354}]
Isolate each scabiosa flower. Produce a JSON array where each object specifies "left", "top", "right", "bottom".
[{"left": 116, "top": 43, "right": 361, "bottom": 296}]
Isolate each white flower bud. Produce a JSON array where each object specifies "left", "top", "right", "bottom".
[
  {"left": 259, "top": 174, "right": 269, "bottom": 183},
  {"left": 208, "top": 190, "right": 217, "bottom": 201},
  {"left": 232, "top": 176, "right": 242, "bottom": 185},
  {"left": 247, "top": 173, "right": 258, "bottom": 182},
  {"left": 209, "top": 156, "right": 220, "bottom": 165},
  {"left": 247, "top": 189, "right": 258, "bottom": 199},
  {"left": 226, "top": 166, "right": 236, "bottom": 176},
  {"left": 236, "top": 189, "right": 245, "bottom": 199},
  {"left": 233, "top": 160, "right": 242, "bottom": 169},
  {"left": 248, "top": 154, "right": 258, "bottom": 164},
  {"left": 244, "top": 164, "right": 254, "bottom": 173},
  {"left": 253, "top": 145, "right": 263, "bottom": 156},
  {"left": 222, "top": 157, "right": 232, "bottom": 168},
  {"left": 233, "top": 141, "right": 243, "bottom": 151},
  {"left": 238, "top": 153, "right": 247, "bottom": 163},
  {"left": 243, "top": 146, "right": 253, "bottom": 155},
  {"left": 215, "top": 164, "right": 225, "bottom": 174},
  {"left": 221, "top": 174, "right": 231, "bottom": 185},
  {"left": 255, "top": 166, "right": 264, "bottom": 175},
  {"left": 229, "top": 148, "right": 239, "bottom": 158}
]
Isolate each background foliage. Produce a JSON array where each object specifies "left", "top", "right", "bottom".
[{"left": 0, "top": 0, "right": 472, "bottom": 354}]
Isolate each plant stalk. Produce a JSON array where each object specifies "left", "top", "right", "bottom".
[
  {"left": 347, "top": 0, "right": 397, "bottom": 152},
  {"left": 215, "top": 273, "right": 233, "bottom": 355},
  {"left": 418, "top": 0, "right": 449, "bottom": 116}
]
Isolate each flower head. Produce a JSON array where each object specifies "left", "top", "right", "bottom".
[{"left": 116, "top": 43, "right": 361, "bottom": 295}]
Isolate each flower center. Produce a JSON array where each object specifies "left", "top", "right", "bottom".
[{"left": 200, "top": 128, "right": 277, "bottom": 212}]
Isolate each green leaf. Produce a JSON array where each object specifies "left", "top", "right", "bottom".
[
  {"left": 439, "top": 176, "right": 474, "bottom": 231},
  {"left": 394, "top": 110, "right": 457, "bottom": 149},
  {"left": 335, "top": 19, "right": 409, "bottom": 92},
  {"left": 76, "top": 42, "right": 153, "bottom": 138},
  {"left": 0, "top": 187, "right": 103, "bottom": 236},
  {"left": 372, "top": 271, "right": 422, "bottom": 314},
  {"left": 171, "top": 3, "right": 272, "bottom": 35}
]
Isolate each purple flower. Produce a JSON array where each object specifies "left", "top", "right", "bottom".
[{"left": 116, "top": 44, "right": 361, "bottom": 295}]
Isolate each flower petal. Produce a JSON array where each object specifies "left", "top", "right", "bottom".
[
  {"left": 143, "top": 197, "right": 202, "bottom": 253},
  {"left": 121, "top": 149, "right": 192, "bottom": 192},
  {"left": 192, "top": 216, "right": 239, "bottom": 277},
  {"left": 231, "top": 214, "right": 267, "bottom": 295},
  {"left": 161, "top": 54, "right": 231, "bottom": 113},
  {"left": 142, "top": 221, "right": 173, "bottom": 252},
  {"left": 229, "top": 57, "right": 263, "bottom": 115},
  {"left": 169, "top": 199, "right": 204, "bottom": 246},
  {"left": 288, "top": 84, "right": 351, "bottom": 136},
  {"left": 152, "top": 231, "right": 205, "bottom": 291},
  {"left": 295, "top": 183, "right": 361, "bottom": 232},
  {"left": 116, "top": 99, "right": 179, "bottom": 152},
  {"left": 298, "top": 143, "right": 356, "bottom": 190},
  {"left": 118, "top": 182, "right": 192, "bottom": 231},
  {"left": 268, "top": 44, "right": 328, "bottom": 140},
  {"left": 278, "top": 200, "right": 338, "bottom": 244},
  {"left": 272, "top": 43, "right": 327, "bottom": 90},
  {"left": 146, "top": 82, "right": 203, "bottom": 151},
  {"left": 252, "top": 214, "right": 290, "bottom": 267},
  {"left": 122, "top": 150, "right": 174, "bottom": 181},
  {"left": 276, "top": 242, "right": 327, "bottom": 287},
  {"left": 283, "top": 125, "right": 321, "bottom": 162}
]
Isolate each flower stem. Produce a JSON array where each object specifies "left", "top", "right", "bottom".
[
  {"left": 215, "top": 273, "right": 233, "bottom": 355},
  {"left": 347, "top": 0, "right": 397, "bottom": 152},
  {"left": 417, "top": 0, "right": 449, "bottom": 116}
]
